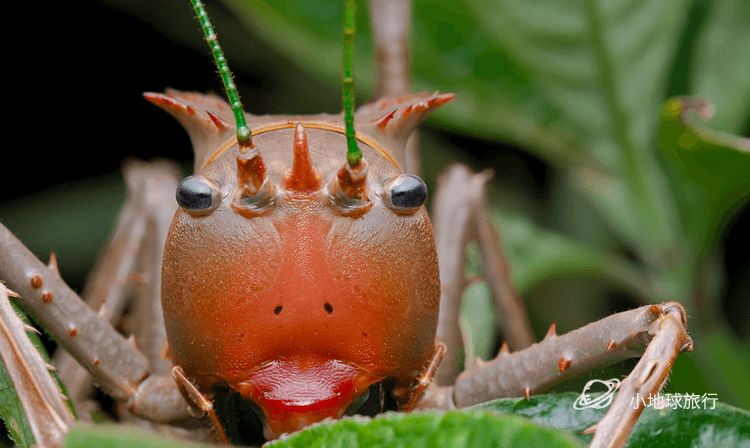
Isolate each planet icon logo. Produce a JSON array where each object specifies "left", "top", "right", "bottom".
[{"left": 573, "top": 378, "right": 621, "bottom": 410}]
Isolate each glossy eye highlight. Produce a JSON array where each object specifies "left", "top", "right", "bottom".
[
  {"left": 176, "top": 175, "right": 220, "bottom": 215},
  {"left": 383, "top": 174, "right": 428, "bottom": 213}
]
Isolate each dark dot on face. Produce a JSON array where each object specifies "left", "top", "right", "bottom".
[
  {"left": 273, "top": 305, "right": 283, "bottom": 315},
  {"left": 324, "top": 303, "right": 334, "bottom": 314}
]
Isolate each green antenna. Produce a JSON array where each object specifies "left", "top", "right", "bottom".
[
  {"left": 190, "top": 0, "right": 253, "bottom": 149},
  {"left": 343, "top": 0, "right": 363, "bottom": 167}
]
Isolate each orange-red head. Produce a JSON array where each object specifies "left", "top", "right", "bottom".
[{"left": 149, "top": 90, "right": 452, "bottom": 440}]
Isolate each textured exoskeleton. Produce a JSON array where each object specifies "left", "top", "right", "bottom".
[{"left": 148, "top": 89, "right": 453, "bottom": 439}]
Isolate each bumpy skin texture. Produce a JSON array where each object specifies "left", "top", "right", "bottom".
[{"left": 160, "top": 109, "right": 441, "bottom": 438}]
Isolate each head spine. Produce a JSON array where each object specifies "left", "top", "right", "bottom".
[{"left": 285, "top": 124, "right": 321, "bottom": 192}]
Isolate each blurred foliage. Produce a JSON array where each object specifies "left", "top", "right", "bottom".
[{"left": 1, "top": 0, "right": 750, "bottom": 445}]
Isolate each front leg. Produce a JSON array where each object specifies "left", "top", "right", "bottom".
[
  {"left": 0, "top": 163, "right": 191, "bottom": 428},
  {"left": 0, "top": 223, "right": 149, "bottom": 401},
  {"left": 449, "top": 302, "right": 691, "bottom": 447},
  {"left": 451, "top": 303, "right": 692, "bottom": 406},
  {"left": 591, "top": 303, "right": 693, "bottom": 448}
]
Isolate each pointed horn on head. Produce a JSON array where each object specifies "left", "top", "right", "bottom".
[{"left": 285, "top": 123, "right": 321, "bottom": 192}]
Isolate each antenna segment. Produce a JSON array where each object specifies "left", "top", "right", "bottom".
[
  {"left": 343, "top": 0, "right": 363, "bottom": 166},
  {"left": 190, "top": 0, "right": 253, "bottom": 150}
]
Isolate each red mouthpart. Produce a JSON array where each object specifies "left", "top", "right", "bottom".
[{"left": 234, "top": 355, "right": 381, "bottom": 439}]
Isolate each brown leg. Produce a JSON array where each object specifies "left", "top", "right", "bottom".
[
  {"left": 590, "top": 303, "right": 693, "bottom": 448},
  {"left": 402, "top": 343, "right": 447, "bottom": 412},
  {"left": 420, "top": 302, "right": 691, "bottom": 428},
  {"left": 1, "top": 160, "right": 191, "bottom": 429},
  {"left": 0, "top": 283, "right": 73, "bottom": 447},
  {"left": 451, "top": 302, "right": 691, "bottom": 408},
  {"left": 172, "top": 366, "right": 229, "bottom": 444},
  {"left": 126, "top": 160, "right": 179, "bottom": 376},
  {"left": 53, "top": 160, "right": 179, "bottom": 411},
  {"left": 432, "top": 166, "right": 484, "bottom": 384},
  {"left": 369, "top": 0, "right": 411, "bottom": 100},
  {"left": 0, "top": 223, "right": 149, "bottom": 402},
  {"left": 54, "top": 168, "right": 149, "bottom": 407},
  {"left": 432, "top": 164, "right": 535, "bottom": 383},
  {"left": 119, "top": 161, "right": 182, "bottom": 427},
  {"left": 473, "top": 187, "right": 535, "bottom": 350}
]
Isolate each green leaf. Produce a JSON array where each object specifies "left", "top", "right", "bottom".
[
  {"left": 269, "top": 410, "right": 583, "bottom": 448},
  {"left": 659, "top": 97, "right": 750, "bottom": 254},
  {"left": 459, "top": 279, "right": 497, "bottom": 362},
  {"left": 64, "top": 423, "right": 214, "bottom": 448},
  {"left": 474, "top": 392, "right": 750, "bottom": 447},
  {"left": 468, "top": 0, "right": 692, "bottom": 268},
  {"left": 61, "top": 394, "right": 750, "bottom": 448},
  {"left": 689, "top": 0, "right": 750, "bottom": 134},
  {"left": 0, "top": 357, "right": 35, "bottom": 447},
  {"left": 1, "top": 303, "right": 75, "bottom": 447}
]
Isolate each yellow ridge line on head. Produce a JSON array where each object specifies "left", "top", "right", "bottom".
[{"left": 201, "top": 122, "right": 401, "bottom": 169}]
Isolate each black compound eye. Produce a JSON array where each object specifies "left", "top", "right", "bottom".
[
  {"left": 383, "top": 174, "right": 428, "bottom": 213},
  {"left": 176, "top": 175, "right": 220, "bottom": 214}
]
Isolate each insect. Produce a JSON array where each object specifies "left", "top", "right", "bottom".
[{"left": 0, "top": 0, "right": 693, "bottom": 446}]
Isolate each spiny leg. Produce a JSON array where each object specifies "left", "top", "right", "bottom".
[
  {"left": 432, "top": 164, "right": 535, "bottom": 384},
  {"left": 443, "top": 302, "right": 690, "bottom": 445},
  {"left": 0, "top": 224, "right": 149, "bottom": 402},
  {"left": 450, "top": 302, "right": 690, "bottom": 406},
  {"left": 471, "top": 179, "right": 535, "bottom": 350},
  {"left": 0, "top": 165, "right": 191, "bottom": 426},
  {"left": 0, "top": 283, "right": 74, "bottom": 447},
  {"left": 53, "top": 162, "right": 153, "bottom": 409},
  {"left": 126, "top": 160, "right": 179, "bottom": 376},
  {"left": 432, "top": 165, "right": 483, "bottom": 383},
  {"left": 590, "top": 303, "right": 692, "bottom": 448}
]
